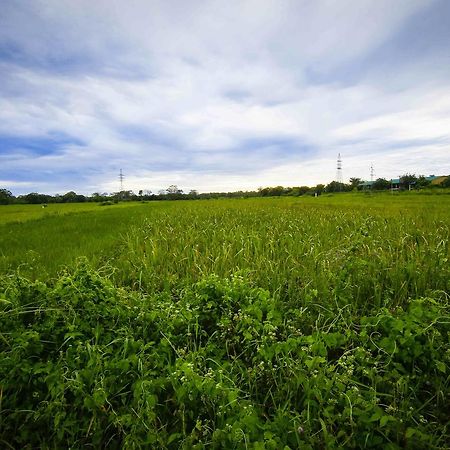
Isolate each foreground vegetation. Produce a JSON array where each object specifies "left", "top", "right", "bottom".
[{"left": 1, "top": 193, "right": 449, "bottom": 448}]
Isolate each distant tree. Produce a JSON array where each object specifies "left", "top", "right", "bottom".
[
  {"left": 289, "top": 187, "right": 301, "bottom": 196},
  {"left": 442, "top": 176, "right": 450, "bottom": 188},
  {"left": 314, "top": 184, "right": 325, "bottom": 195},
  {"left": 166, "top": 185, "right": 182, "bottom": 195},
  {"left": 259, "top": 186, "right": 286, "bottom": 197},
  {"left": 416, "top": 175, "right": 431, "bottom": 188},
  {"left": 139, "top": 189, "right": 152, "bottom": 200},
  {"left": 165, "top": 185, "right": 183, "bottom": 200},
  {"left": 168, "top": 186, "right": 180, "bottom": 194},
  {"left": 62, "top": 191, "right": 77, "bottom": 203},
  {"left": 372, "top": 178, "right": 390, "bottom": 190},
  {"left": 299, "top": 186, "right": 311, "bottom": 195},
  {"left": 62, "top": 191, "right": 86, "bottom": 203},
  {"left": 90, "top": 192, "right": 107, "bottom": 202},
  {"left": 188, "top": 190, "right": 199, "bottom": 198},
  {"left": 0, "top": 188, "right": 14, "bottom": 205},
  {"left": 400, "top": 173, "right": 417, "bottom": 190},
  {"left": 24, "top": 193, "right": 48, "bottom": 204},
  {"left": 274, "top": 186, "right": 286, "bottom": 196},
  {"left": 349, "top": 177, "right": 361, "bottom": 189},
  {"left": 325, "top": 181, "right": 350, "bottom": 193},
  {"left": 115, "top": 190, "right": 134, "bottom": 201}
]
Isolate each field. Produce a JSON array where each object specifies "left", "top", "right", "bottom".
[{"left": 1, "top": 193, "right": 449, "bottom": 448}]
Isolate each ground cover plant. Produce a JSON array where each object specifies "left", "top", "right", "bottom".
[{"left": 1, "top": 193, "right": 449, "bottom": 448}]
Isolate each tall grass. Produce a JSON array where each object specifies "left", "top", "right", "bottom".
[
  {"left": 1, "top": 195, "right": 449, "bottom": 313},
  {"left": 0, "top": 202, "right": 164, "bottom": 278},
  {"left": 1, "top": 193, "right": 449, "bottom": 447},
  {"left": 114, "top": 195, "right": 449, "bottom": 313}
]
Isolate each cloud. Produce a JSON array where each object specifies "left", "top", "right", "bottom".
[{"left": 0, "top": 0, "right": 449, "bottom": 195}]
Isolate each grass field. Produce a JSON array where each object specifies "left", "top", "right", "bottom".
[{"left": 1, "top": 193, "right": 449, "bottom": 448}]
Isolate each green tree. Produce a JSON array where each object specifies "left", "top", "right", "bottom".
[
  {"left": 166, "top": 185, "right": 182, "bottom": 194},
  {"left": 258, "top": 186, "right": 290, "bottom": 197},
  {"left": 115, "top": 190, "right": 134, "bottom": 201},
  {"left": 22, "top": 192, "right": 48, "bottom": 204},
  {"left": 314, "top": 184, "right": 325, "bottom": 195},
  {"left": 62, "top": 191, "right": 86, "bottom": 203},
  {"left": 400, "top": 173, "right": 417, "bottom": 190},
  {"left": 289, "top": 187, "right": 301, "bottom": 196},
  {"left": 62, "top": 191, "right": 77, "bottom": 202},
  {"left": 325, "top": 181, "right": 350, "bottom": 193},
  {"left": 0, "top": 188, "right": 13, "bottom": 205},
  {"left": 416, "top": 175, "right": 431, "bottom": 188},
  {"left": 91, "top": 192, "right": 100, "bottom": 201},
  {"left": 298, "top": 186, "right": 311, "bottom": 195},
  {"left": 166, "top": 185, "right": 184, "bottom": 200},
  {"left": 372, "top": 178, "right": 390, "bottom": 190},
  {"left": 349, "top": 177, "right": 361, "bottom": 189}
]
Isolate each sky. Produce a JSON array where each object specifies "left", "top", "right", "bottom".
[{"left": 0, "top": 0, "right": 449, "bottom": 195}]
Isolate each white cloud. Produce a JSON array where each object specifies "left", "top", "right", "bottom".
[
  {"left": 1, "top": 0, "right": 449, "bottom": 195},
  {"left": 334, "top": 88, "right": 450, "bottom": 142}
]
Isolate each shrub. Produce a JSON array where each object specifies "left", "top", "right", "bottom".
[{"left": 1, "top": 263, "right": 449, "bottom": 448}]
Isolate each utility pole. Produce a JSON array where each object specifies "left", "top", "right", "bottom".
[{"left": 370, "top": 164, "right": 375, "bottom": 182}]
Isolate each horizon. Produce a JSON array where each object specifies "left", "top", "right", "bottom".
[
  {"left": 4, "top": 171, "right": 448, "bottom": 198},
  {"left": 1, "top": 0, "right": 450, "bottom": 195}
]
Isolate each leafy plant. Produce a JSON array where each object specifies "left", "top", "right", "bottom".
[{"left": 1, "top": 262, "right": 449, "bottom": 448}]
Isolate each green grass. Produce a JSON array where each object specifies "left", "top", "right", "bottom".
[
  {"left": 116, "top": 194, "right": 449, "bottom": 307},
  {"left": 0, "top": 201, "right": 165, "bottom": 277},
  {"left": 1, "top": 192, "right": 449, "bottom": 448},
  {"left": 3, "top": 193, "right": 448, "bottom": 307},
  {"left": 0, "top": 201, "right": 125, "bottom": 225}
]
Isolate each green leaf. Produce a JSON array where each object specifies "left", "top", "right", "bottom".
[
  {"left": 436, "top": 361, "right": 446, "bottom": 373},
  {"left": 228, "top": 390, "right": 238, "bottom": 404},
  {"left": 167, "top": 433, "right": 182, "bottom": 444},
  {"left": 380, "top": 415, "right": 393, "bottom": 427},
  {"left": 369, "top": 409, "right": 383, "bottom": 422}
]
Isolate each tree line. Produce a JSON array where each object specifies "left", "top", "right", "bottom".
[{"left": 1, "top": 174, "right": 449, "bottom": 205}]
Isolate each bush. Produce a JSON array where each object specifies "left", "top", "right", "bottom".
[{"left": 1, "top": 263, "right": 449, "bottom": 448}]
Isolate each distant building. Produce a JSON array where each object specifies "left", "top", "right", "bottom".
[
  {"left": 428, "top": 175, "right": 447, "bottom": 185},
  {"left": 390, "top": 178, "right": 400, "bottom": 190},
  {"left": 358, "top": 175, "right": 446, "bottom": 190},
  {"left": 359, "top": 180, "right": 375, "bottom": 190}
]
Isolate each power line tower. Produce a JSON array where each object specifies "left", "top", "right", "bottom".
[
  {"left": 336, "top": 153, "right": 343, "bottom": 184},
  {"left": 119, "top": 169, "right": 124, "bottom": 192},
  {"left": 370, "top": 164, "right": 375, "bottom": 182}
]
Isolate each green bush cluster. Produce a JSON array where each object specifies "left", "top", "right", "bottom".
[{"left": 1, "top": 262, "right": 449, "bottom": 448}]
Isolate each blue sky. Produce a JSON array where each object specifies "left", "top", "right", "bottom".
[{"left": 0, "top": 0, "right": 449, "bottom": 195}]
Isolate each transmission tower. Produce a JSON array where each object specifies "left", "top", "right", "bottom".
[
  {"left": 336, "top": 153, "right": 343, "bottom": 184},
  {"left": 370, "top": 164, "right": 375, "bottom": 182},
  {"left": 119, "top": 169, "right": 124, "bottom": 192}
]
